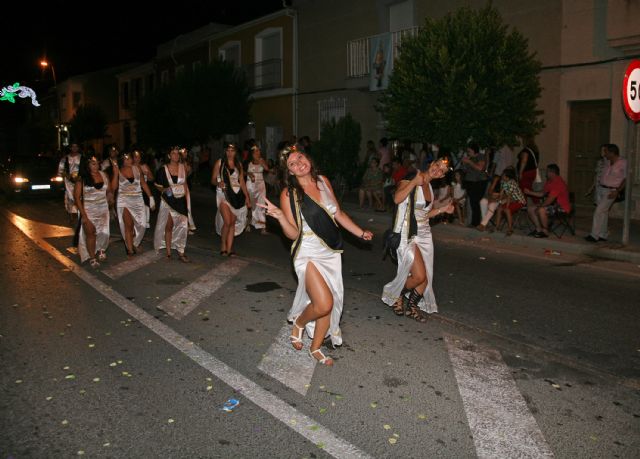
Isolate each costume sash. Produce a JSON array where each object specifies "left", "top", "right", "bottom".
[{"left": 221, "top": 163, "right": 245, "bottom": 209}]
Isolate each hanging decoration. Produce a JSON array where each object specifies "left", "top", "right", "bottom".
[{"left": 1, "top": 82, "right": 40, "bottom": 106}]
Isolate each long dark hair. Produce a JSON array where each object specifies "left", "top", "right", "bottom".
[
  {"left": 78, "top": 155, "right": 97, "bottom": 187},
  {"left": 284, "top": 151, "right": 320, "bottom": 205},
  {"left": 220, "top": 142, "right": 243, "bottom": 176}
]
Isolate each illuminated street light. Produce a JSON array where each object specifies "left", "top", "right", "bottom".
[{"left": 40, "top": 59, "right": 64, "bottom": 151}]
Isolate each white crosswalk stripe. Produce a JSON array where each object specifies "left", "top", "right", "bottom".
[
  {"left": 156, "top": 258, "right": 248, "bottom": 319},
  {"left": 445, "top": 334, "right": 554, "bottom": 458},
  {"left": 258, "top": 323, "right": 316, "bottom": 395},
  {"left": 102, "top": 250, "right": 162, "bottom": 279}
]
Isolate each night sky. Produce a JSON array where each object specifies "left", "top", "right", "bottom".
[{"left": 2, "top": 1, "right": 287, "bottom": 84}]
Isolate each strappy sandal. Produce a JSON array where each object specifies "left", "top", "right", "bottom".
[
  {"left": 405, "top": 289, "right": 428, "bottom": 323},
  {"left": 89, "top": 258, "right": 100, "bottom": 268},
  {"left": 290, "top": 320, "right": 304, "bottom": 351},
  {"left": 97, "top": 250, "right": 107, "bottom": 261},
  {"left": 220, "top": 250, "right": 228, "bottom": 256},
  {"left": 309, "top": 348, "right": 334, "bottom": 366},
  {"left": 390, "top": 288, "right": 408, "bottom": 315},
  {"left": 178, "top": 253, "right": 190, "bottom": 263}
]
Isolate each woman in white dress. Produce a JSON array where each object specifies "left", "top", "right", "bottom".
[
  {"left": 259, "top": 148, "right": 373, "bottom": 366},
  {"left": 153, "top": 147, "right": 190, "bottom": 262},
  {"left": 246, "top": 145, "right": 270, "bottom": 234},
  {"left": 113, "top": 153, "right": 155, "bottom": 256},
  {"left": 132, "top": 150, "right": 155, "bottom": 229},
  {"left": 212, "top": 143, "right": 251, "bottom": 256},
  {"left": 73, "top": 155, "right": 113, "bottom": 268},
  {"left": 381, "top": 159, "right": 454, "bottom": 322}
]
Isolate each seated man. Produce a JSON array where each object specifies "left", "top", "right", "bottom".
[{"left": 524, "top": 163, "right": 570, "bottom": 238}]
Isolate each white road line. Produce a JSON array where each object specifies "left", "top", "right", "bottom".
[
  {"left": 102, "top": 250, "right": 162, "bottom": 279},
  {"left": 258, "top": 323, "right": 316, "bottom": 396},
  {"left": 3, "top": 209, "right": 372, "bottom": 459},
  {"left": 156, "top": 259, "right": 248, "bottom": 319},
  {"left": 445, "top": 334, "right": 554, "bottom": 459}
]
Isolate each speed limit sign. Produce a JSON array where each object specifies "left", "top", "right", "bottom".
[{"left": 623, "top": 60, "right": 640, "bottom": 122}]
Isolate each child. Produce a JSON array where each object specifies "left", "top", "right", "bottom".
[
  {"left": 452, "top": 170, "right": 467, "bottom": 225},
  {"left": 477, "top": 167, "right": 525, "bottom": 235}
]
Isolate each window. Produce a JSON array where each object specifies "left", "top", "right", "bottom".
[
  {"left": 317, "top": 97, "right": 347, "bottom": 137},
  {"left": 160, "top": 70, "right": 169, "bottom": 86},
  {"left": 72, "top": 91, "right": 82, "bottom": 109},
  {"left": 219, "top": 41, "right": 241, "bottom": 68},
  {"left": 121, "top": 82, "right": 130, "bottom": 109},
  {"left": 254, "top": 28, "right": 283, "bottom": 89}
]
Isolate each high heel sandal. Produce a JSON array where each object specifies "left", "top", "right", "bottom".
[
  {"left": 89, "top": 258, "right": 100, "bottom": 268},
  {"left": 97, "top": 249, "right": 107, "bottom": 261},
  {"left": 309, "top": 348, "right": 334, "bottom": 366},
  {"left": 178, "top": 252, "right": 190, "bottom": 263},
  {"left": 290, "top": 320, "right": 304, "bottom": 350},
  {"left": 405, "top": 288, "right": 428, "bottom": 323},
  {"left": 391, "top": 287, "right": 408, "bottom": 315}
]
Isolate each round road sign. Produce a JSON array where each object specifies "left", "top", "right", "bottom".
[{"left": 622, "top": 60, "right": 640, "bottom": 122}]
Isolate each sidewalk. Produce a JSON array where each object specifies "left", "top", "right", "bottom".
[{"left": 337, "top": 191, "right": 640, "bottom": 265}]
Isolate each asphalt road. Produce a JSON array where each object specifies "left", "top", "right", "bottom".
[{"left": 1, "top": 191, "right": 639, "bottom": 458}]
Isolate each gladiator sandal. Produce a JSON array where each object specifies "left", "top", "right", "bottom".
[
  {"left": 405, "top": 289, "right": 428, "bottom": 323},
  {"left": 391, "top": 287, "right": 409, "bottom": 316}
]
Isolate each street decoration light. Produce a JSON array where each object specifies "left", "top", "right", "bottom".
[{"left": 0, "top": 82, "right": 40, "bottom": 106}]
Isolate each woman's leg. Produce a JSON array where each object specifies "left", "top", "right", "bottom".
[
  {"left": 164, "top": 214, "right": 174, "bottom": 257},
  {"left": 220, "top": 202, "right": 236, "bottom": 253},
  {"left": 296, "top": 262, "right": 333, "bottom": 362},
  {"left": 123, "top": 208, "right": 135, "bottom": 255},
  {"left": 405, "top": 246, "right": 427, "bottom": 294},
  {"left": 83, "top": 220, "right": 97, "bottom": 259},
  {"left": 358, "top": 189, "right": 365, "bottom": 208},
  {"left": 505, "top": 208, "right": 514, "bottom": 232}
]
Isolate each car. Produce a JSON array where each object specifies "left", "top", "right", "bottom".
[{"left": 0, "top": 154, "right": 65, "bottom": 198}]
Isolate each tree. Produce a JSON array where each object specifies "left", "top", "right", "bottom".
[
  {"left": 378, "top": 5, "right": 543, "bottom": 149},
  {"left": 313, "top": 114, "right": 362, "bottom": 190},
  {"left": 136, "top": 60, "right": 251, "bottom": 148},
  {"left": 70, "top": 104, "right": 108, "bottom": 144}
]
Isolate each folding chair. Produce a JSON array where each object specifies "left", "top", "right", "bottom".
[
  {"left": 513, "top": 205, "right": 533, "bottom": 233},
  {"left": 550, "top": 192, "right": 576, "bottom": 238}
]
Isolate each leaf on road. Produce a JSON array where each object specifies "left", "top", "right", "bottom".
[
  {"left": 15, "top": 379, "right": 23, "bottom": 384},
  {"left": 168, "top": 419, "right": 175, "bottom": 424},
  {"left": 88, "top": 344, "right": 95, "bottom": 348},
  {"left": 418, "top": 414, "right": 427, "bottom": 420},
  {"left": 65, "top": 374, "right": 76, "bottom": 380},
  {"left": 319, "top": 408, "right": 327, "bottom": 414},
  {"left": 61, "top": 419, "right": 69, "bottom": 425},
  {"left": 46, "top": 396, "right": 53, "bottom": 401},
  {"left": 93, "top": 378, "right": 100, "bottom": 382},
  {"left": 383, "top": 424, "right": 391, "bottom": 430},
  {"left": 388, "top": 438, "right": 397, "bottom": 444},
  {"left": 206, "top": 386, "right": 213, "bottom": 391},
  {"left": 370, "top": 402, "right": 378, "bottom": 408}
]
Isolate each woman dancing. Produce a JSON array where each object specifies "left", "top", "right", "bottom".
[
  {"left": 73, "top": 155, "right": 113, "bottom": 267},
  {"left": 212, "top": 142, "right": 251, "bottom": 256},
  {"left": 259, "top": 148, "right": 373, "bottom": 366},
  {"left": 381, "top": 159, "right": 453, "bottom": 322}
]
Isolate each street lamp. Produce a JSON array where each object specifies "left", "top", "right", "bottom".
[{"left": 40, "top": 59, "right": 64, "bottom": 151}]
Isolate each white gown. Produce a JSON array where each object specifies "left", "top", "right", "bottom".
[
  {"left": 381, "top": 183, "right": 438, "bottom": 313},
  {"left": 57, "top": 154, "right": 81, "bottom": 214},
  {"left": 154, "top": 164, "right": 189, "bottom": 254},
  {"left": 288, "top": 178, "right": 345, "bottom": 347},
  {"left": 117, "top": 166, "right": 146, "bottom": 249},
  {"left": 247, "top": 162, "right": 267, "bottom": 229},
  {"left": 78, "top": 172, "right": 110, "bottom": 262},
  {"left": 215, "top": 168, "right": 247, "bottom": 236}
]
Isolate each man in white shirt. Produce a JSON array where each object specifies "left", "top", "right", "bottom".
[{"left": 585, "top": 143, "right": 627, "bottom": 242}]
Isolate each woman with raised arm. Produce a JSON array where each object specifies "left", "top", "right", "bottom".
[
  {"left": 73, "top": 155, "right": 113, "bottom": 268},
  {"left": 153, "top": 146, "right": 191, "bottom": 262},
  {"left": 211, "top": 142, "right": 251, "bottom": 256},
  {"left": 259, "top": 147, "right": 373, "bottom": 366},
  {"left": 112, "top": 152, "right": 156, "bottom": 256},
  {"left": 381, "top": 159, "right": 454, "bottom": 322}
]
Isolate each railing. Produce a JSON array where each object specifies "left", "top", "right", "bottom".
[
  {"left": 245, "top": 58, "right": 282, "bottom": 92},
  {"left": 346, "top": 27, "right": 419, "bottom": 78}
]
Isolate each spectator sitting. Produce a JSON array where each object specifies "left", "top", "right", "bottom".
[
  {"left": 391, "top": 157, "right": 407, "bottom": 185},
  {"left": 359, "top": 157, "right": 384, "bottom": 210},
  {"left": 524, "top": 163, "right": 571, "bottom": 238},
  {"left": 477, "top": 167, "right": 525, "bottom": 235}
]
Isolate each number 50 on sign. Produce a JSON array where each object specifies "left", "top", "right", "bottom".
[{"left": 622, "top": 60, "right": 640, "bottom": 122}]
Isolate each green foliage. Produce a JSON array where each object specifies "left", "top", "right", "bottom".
[
  {"left": 70, "top": 104, "right": 108, "bottom": 144},
  {"left": 379, "top": 5, "right": 543, "bottom": 149},
  {"left": 312, "top": 114, "right": 362, "bottom": 188},
  {"left": 136, "top": 60, "right": 251, "bottom": 149}
]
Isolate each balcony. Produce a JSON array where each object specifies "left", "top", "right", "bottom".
[
  {"left": 245, "top": 58, "right": 283, "bottom": 92},
  {"left": 346, "top": 27, "right": 419, "bottom": 78}
]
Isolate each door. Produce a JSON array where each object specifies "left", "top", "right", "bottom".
[{"left": 568, "top": 100, "right": 611, "bottom": 206}]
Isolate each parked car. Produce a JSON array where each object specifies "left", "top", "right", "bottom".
[{"left": 0, "top": 154, "right": 65, "bottom": 197}]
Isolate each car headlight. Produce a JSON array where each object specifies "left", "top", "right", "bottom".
[
  {"left": 51, "top": 176, "right": 64, "bottom": 182},
  {"left": 13, "top": 177, "right": 29, "bottom": 183}
]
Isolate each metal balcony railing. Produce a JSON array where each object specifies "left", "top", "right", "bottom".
[
  {"left": 245, "top": 58, "right": 283, "bottom": 92},
  {"left": 346, "top": 27, "right": 419, "bottom": 78}
]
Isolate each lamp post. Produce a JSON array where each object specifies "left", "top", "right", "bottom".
[{"left": 40, "top": 59, "right": 63, "bottom": 151}]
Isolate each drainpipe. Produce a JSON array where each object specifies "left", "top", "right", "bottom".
[{"left": 286, "top": 7, "right": 298, "bottom": 138}]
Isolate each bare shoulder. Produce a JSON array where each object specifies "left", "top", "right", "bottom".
[{"left": 280, "top": 188, "right": 290, "bottom": 200}]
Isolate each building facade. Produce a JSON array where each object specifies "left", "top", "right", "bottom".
[{"left": 292, "top": 0, "right": 640, "bottom": 216}]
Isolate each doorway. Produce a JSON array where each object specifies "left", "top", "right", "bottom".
[{"left": 568, "top": 100, "right": 611, "bottom": 206}]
